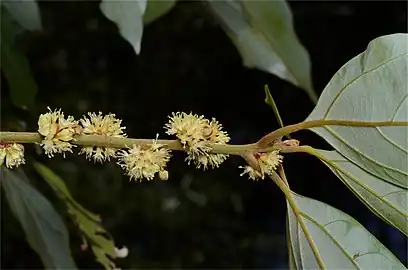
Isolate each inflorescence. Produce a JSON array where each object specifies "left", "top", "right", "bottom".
[{"left": 1, "top": 108, "right": 285, "bottom": 181}]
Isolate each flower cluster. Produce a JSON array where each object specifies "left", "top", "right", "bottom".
[
  {"left": 5, "top": 107, "right": 285, "bottom": 183},
  {"left": 239, "top": 150, "right": 283, "bottom": 181},
  {"left": 0, "top": 143, "right": 25, "bottom": 169},
  {"left": 117, "top": 136, "right": 171, "bottom": 182},
  {"left": 38, "top": 107, "right": 81, "bottom": 157},
  {"left": 165, "top": 112, "right": 230, "bottom": 169},
  {"left": 80, "top": 112, "right": 126, "bottom": 163}
]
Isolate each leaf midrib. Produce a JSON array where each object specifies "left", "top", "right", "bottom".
[{"left": 298, "top": 212, "right": 359, "bottom": 268}]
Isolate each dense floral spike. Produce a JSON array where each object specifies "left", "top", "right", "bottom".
[
  {"left": 117, "top": 136, "right": 171, "bottom": 182},
  {"left": 38, "top": 107, "right": 80, "bottom": 157},
  {"left": 80, "top": 112, "right": 126, "bottom": 163},
  {"left": 165, "top": 112, "right": 209, "bottom": 151},
  {"left": 239, "top": 150, "right": 283, "bottom": 180},
  {"left": 0, "top": 143, "right": 25, "bottom": 169},
  {"left": 165, "top": 112, "right": 230, "bottom": 169}
]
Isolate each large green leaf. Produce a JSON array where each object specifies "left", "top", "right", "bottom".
[
  {"left": 2, "top": 0, "right": 42, "bottom": 31},
  {"left": 33, "top": 162, "right": 120, "bottom": 270},
  {"left": 1, "top": 9, "right": 38, "bottom": 109},
  {"left": 312, "top": 149, "right": 408, "bottom": 235},
  {"left": 207, "top": 0, "right": 317, "bottom": 102},
  {"left": 306, "top": 34, "right": 408, "bottom": 188},
  {"left": 100, "top": 0, "right": 146, "bottom": 55},
  {"left": 143, "top": 0, "right": 176, "bottom": 25},
  {"left": 1, "top": 168, "right": 77, "bottom": 269},
  {"left": 286, "top": 192, "right": 406, "bottom": 269}
]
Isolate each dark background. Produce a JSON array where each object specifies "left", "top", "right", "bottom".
[{"left": 1, "top": 1, "right": 407, "bottom": 269}]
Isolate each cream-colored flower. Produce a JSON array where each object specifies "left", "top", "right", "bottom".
[
  {"left": 258, "top": 150, "right": 283, "bottom": 174},
  {"left": 239, "top": 165, "right": 264, "bottom": 181},
  {"left": 239, "top": 150, "right": 283, "bottom": 181},
  {"left": 0, "top": 143, "right": 25, "bottom": 169},
  {"left": 38, "top": 107, "right": 80, "bottom": 157},
  {"left": 165, "top": 112, "right": 230, "bottom": 169},
  {"left": 165, "top": 112, "right": 209, "bottom": 150},
  {"left": 79, "top": 112, "right": 126, "bottom": 163},
  {"left": 195, "top": 118, "right": 230, "bottom": 169},
  {"left": 117, "top": 137, "right": 171, "bottom": 182}
]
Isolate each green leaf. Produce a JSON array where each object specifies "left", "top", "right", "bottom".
[
  {"left": 1, "top": 9, "right": 38, "bottom": 109},
  {"left": 2, "top": 0, "right": 42, "bottom": 31},
  {"left": 312, "top": 149, "right": 408, "bottom": 236},
  {"left": 100, "top": 0, "right": 146, "bottom": 55},
  {"left": 143, "top": 0, "right": 176, "bottom": 25},
  {"left": 33, "top": 162, "right": 119, "bottom": 270},
  {"left": 305, "top": 34, "right": 408, "bottom": 188},
  {"left": 207, "top": 0, "right": 317, "bottom": 102},
  {"left": 287, "top": 192, "right": 406, "bottom": 269},
  {"left": 1, "top": 168, "right": 77, "bottom": 269}
]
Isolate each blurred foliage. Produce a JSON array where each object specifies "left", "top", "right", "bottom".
[
  {"left": 1, "top": 8, "right": 38, "bottom": 109},
  {"left": 34, "top": 162, "right": 119, "bottom": 270},
  {"left": 2, "top": 168, "right": 76, "bottom": 269},
  {"left": 1, "top": 1, "right": 407, "bottom": 269}
]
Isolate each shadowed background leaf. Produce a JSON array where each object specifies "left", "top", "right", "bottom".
[
  {"left": 143, "top": 0, "right": 177, "bottom": 25},
  {"left": 1, "top": 168, "right": 77, "bottom": 269},
  {"left": 0, "top": 8, "right": 38, "bottom": 109},
  {"left": 100, "top": 0, "right": 147, "bottom": 55},
  {"left": 207, "top": 0, "right": 317, "bottom": 102},
  {"left": 33, "top": 162, "right": 120, "bottom": 270}
]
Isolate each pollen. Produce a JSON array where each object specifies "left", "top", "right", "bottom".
[
  {"left": 38, "top": 107, "right": 80, "bottom": 157},
  {"left": 165, "top": 112, "right": 230, "bottom": 169},
  {"left": 79, "top": 112, "right": 126, "bottom": 163},
  {"left": 239, "top": 150, "right": 283, "bottom": 181},
  {"left": 0, "top": 143, "right": 26, "bottom": 169},
  {"left": 117, "top": 136, "right": 171, "bottom": 182}
]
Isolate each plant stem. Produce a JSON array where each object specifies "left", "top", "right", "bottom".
[
  {"left": 264, "top": 85, "right": 291, "bottom": 139},
  {"left": 0, "top": 132, "right": 278, "bottom": 156},
  {"left": 277, "top": 166, "right": 289, "bottom": 186},
  {"left": 257, "top": 119, "right": 408, "bottom": 147},
  {"left": 269, "top": 171, "right": 325, "bottom": 269}
]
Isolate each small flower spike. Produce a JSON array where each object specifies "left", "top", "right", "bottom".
[
  {"left": 117, "top": 136, "right": 171, "bottom": 182},
  {"left": 165, "top": 112, "right": 230, "bottom": 169},
  {"left": 239, "top": 150, "right": 284, "bottom": 181},
  {"left": 0, "top": 143, "right": 25, "bottom": 169},
  {"left": 38, "top": 107, "right": 80, "bottom": 157},
  {"left": 80, "top": 112, "right": 126, "bottom": 163}
]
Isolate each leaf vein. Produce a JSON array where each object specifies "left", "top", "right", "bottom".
[
  {"left": 324, "top": 126, "right": 408, "bottom": 177},
  {"left": 322, "top": 52, "right": 407, "bottom": 118}
]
